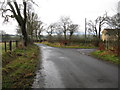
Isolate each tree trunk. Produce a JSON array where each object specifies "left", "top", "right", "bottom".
[
  {"left": 7, "top": 1, "right": 29, "bottom": 46},
  {"left": 96, "top": 23, "right": 101, "bottom": 47},
  {"left": 21, "top": 24, "right": 28, "bottom": 46},
  {"left": 98, "top": 24, "right": 101, "bottom": 40},
  {"left": 69, "top": 33, "right": 73, "bottom": 40},
  {"left": 95, "top": 27, "right": 97, "bottom": 37},
  {"left": 69, "top": 35, "right": 72, "bottom": 40},
  {"left": 35, "top": 30, "right": 37, "bottom": 40},
  {"left": 64, "top": 31, "right": 67, "bottom": 40}
]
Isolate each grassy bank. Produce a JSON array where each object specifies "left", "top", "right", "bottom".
[
  {"left": 39, "top": 42, "right": 96, "bottom": 49},
  {"left": 91, "top": 50, "right": 120, "bottom": 65},
  {"left": 2, "top": 44, "right": 40, "bottom": 88}
]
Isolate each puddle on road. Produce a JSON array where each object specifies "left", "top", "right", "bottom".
[
  {"left": 43, "top": 60, "right": 65, "bottom": 88},
  {"left": 32, "top": 45, "right": 65, "bottom": 88}
]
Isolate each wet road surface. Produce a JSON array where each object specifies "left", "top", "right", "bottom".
[{"left": 32, "top": 44, "right": 118, "bottom": 88}]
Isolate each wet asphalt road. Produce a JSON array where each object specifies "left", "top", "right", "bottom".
[{"left": 32, "top": 44, "right": 118, "bottom": 88}]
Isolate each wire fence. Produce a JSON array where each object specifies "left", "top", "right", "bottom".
[{"left": 0, "top": 40, "right": 18, "bottom": 53}]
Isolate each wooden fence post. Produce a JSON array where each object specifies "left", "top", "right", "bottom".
[
  {"left": 9, "top": 41, "right": 12, "bottom": 51},
  {"left": 16, "top": 41, "right": 18, "bottom": 48},
  {"left": 4, "top": 41, "right": 7, "bottom": 52}
]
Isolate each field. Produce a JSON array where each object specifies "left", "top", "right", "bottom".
[{"left": 0, "top": 42, "right": 16, "bottom": 54}]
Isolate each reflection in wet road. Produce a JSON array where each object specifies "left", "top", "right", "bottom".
[
  {"left": 32, "top": 44, "right": 118, "bottom": 88},
  {"left": 32, "top": 44, "right": 65, "bottom": 88}
]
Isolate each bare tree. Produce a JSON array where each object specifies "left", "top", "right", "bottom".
[
  {"left": 47, "top": 23, "right": 56, "bottom": 41},
  {"left": 96, "top": 13, "right": 108, "bottom": 40},
  {"left": 54, "top": 23, "right": 63, "bottom": 36},
  {"left": 27, "top": 11, "right": 43, "bottom": 40},
  {"left": 0, "top": 0, "right": 36, "bottom": 46},
  {"left": 60, "top": 16, "right": 72, "bottom": 40},
  {"left": 108, "top": 13, "right": 120, "bottom": 29},
  {"left": 87, "top": 20, "right": 97, "bottom": 37},
  {"left": 37, "top": 24, "right": 44, "bottom": 40},
  {"left": 86, "top": 13, "right": 109, "bottom": 46},
  {"left": 68, "top": 24, "right": 79, "bottom": 40},
  {"left": 46, "top": 16, "right": 79, "bottom": 42}
]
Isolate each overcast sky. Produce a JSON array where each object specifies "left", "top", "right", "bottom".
[{"left": 0, "top": 0, "right": 119, "bottom": 35}]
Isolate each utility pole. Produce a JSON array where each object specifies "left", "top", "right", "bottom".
[{"left": 85, "top": 18, "right": 87, "bottom": 44}]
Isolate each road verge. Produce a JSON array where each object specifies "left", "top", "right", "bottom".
[
  {"left": 91, "top": 50, "right": 120, "bottom": 65},
  {"left": 2, "top": 44, "right": 40, "bottom": 88}
]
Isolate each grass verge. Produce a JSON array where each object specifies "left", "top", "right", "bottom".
[
  {"left": 39, "top": 42, "right": 96, "bottom": 49},
  {"left": 2, "top": 44, "right": 40, "bottom": 88},
  {"left": 91, "top": 50, "right": 120, "bottom": 65}
]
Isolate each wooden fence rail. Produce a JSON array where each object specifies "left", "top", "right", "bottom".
[{"left": 3, "top": 41, "right": 18, "bottom": 52}]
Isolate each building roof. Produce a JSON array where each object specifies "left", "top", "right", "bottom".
[{"left": 102, "top": 29, "right": 120, "bottom": 35}]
